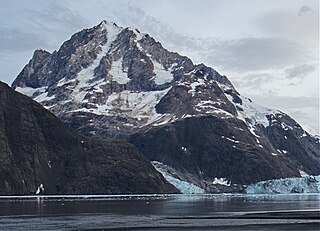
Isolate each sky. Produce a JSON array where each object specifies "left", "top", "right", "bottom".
[{"left": 0, "top": 0, "right": 319, "bottom": 134}]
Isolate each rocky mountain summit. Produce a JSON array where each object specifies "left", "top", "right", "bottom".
[
  {"left": 0, "top": 81, "right": 177, "bottom": 195},
  {"left": 12, "top": 21, "right": 319, "bottom": 193}
]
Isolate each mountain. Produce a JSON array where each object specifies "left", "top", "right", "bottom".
[
  {"left": 0, "top": 81, "right": 177, "bottom": 195},
  {"left": 12, "top": 21, "right": 320, "bottom": 193},
  {"left": 104, "top": 6, "right": 319, "bottom": 136}
]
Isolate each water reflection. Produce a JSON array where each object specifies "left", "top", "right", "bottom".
[{"left": 0, "top": 193, "right": 318, "bottom": 217}]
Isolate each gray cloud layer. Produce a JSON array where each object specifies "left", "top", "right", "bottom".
[
  {"left": 26, "top": 3, "right": 89, "bottom": 35},
  {"left": 204, "top": 37, "right": 307, "bottom": 72},
  {"left": 284, "top": 64, "right": 316, "bottom": 80},
  {"left": 299, "top": 5, "right": 312, "bottom": 16},
  {"left": 0, "top": 28, "right": 49, "bottom": 52}
]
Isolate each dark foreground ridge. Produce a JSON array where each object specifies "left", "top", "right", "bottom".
[{"left": 0, "top": 81, "right": 178, "bottom": 195}]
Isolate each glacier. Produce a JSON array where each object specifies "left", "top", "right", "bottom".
[
  {"left": 151, "top": 161, "right": 205, "bottom": 194},
  {"left": 245, "top": 175, "right": 320, "bottom": 194}
]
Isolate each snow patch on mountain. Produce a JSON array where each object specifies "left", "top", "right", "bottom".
[
  {"left": 62, "top": 23, "right": 123, "bottom": 102},
  {"left": 223, "top": 90, "right": 280, "bottom": 129},
  {"left": 151, "top": 114, "right": 176, "bottom": 127},
  {"left": 237, "top": 96, "right": 278, "bottom": 127},
  {"left": 35, "top": 183, "right": 45, "bottom": 195},
  {"left": 130, "top": 28, "right": 145, "bottom": 41},
  {"left": 34, "top": 92, "right": 55, "bottom": 102},
  {"left": 74, "top": 88, "right": 171, "bottom": 125},
  {"left": 57, "top": 78, "right": 76, "bottom": 87},
  {"left": 15, "top": 86, "right": 46, "bottom": 97},
  {"left": 109, "top": 58, "right": 131, "bottom": 84},
  {"left": 152, "top": 61, "right": 174, "bottom": 85},
  {"left": 221, "top": 136, "right": 240, "bottom": 144},
  {"left": 245, "top": 175, "right": 320, "bottom": 194},
  {"left": 105, "top": 88, "right": 170, "bottom": 121},
  {"left": 299, "top": 170, "right": 309, "bottom": 177},
  {"left": 91, "top": 79, "right": 106, "bottom": 94},
  {"left": 151, "top": 161, "right": 205, "bottom": 194},
  {"left": 212, "top": 177, "right": 231, "bottom": 186},
  {"left": 300, "top": 131, "right": 308, "bottom": 138},
  {"left": 196, "top": 100, "right": 234, "bottom": 118},
  {"left": 189, "top": 79, "right": 205, "bottom": 96}
]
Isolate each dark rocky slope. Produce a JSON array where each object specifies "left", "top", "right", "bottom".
[
  {"left": 130, "top": 116, "right": 303, "bottom": 192},
  {"left": 0, "top": 81, "right": 177, "bottom": 195}
]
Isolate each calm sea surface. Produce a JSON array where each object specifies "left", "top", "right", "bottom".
[{"left": 0, "top": 193, "right": 319, "bottom": 230}]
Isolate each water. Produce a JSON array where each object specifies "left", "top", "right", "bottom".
[{"left": 0, "top": 194, "right": 319, "bottom": 230}]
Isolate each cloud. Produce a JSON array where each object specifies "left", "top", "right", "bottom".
[
  {"left": 231, "top": 73, "right": 274, "bottom": 92},
  {"left": 26, "top": 3, "right": 89, "bottom": 33},
  {"left": 299, "top": 5, "right": 312, "bottom": 16},
  {"left": 284, "top": 64, "right": 316, "bottom": 80},
  {"left": 204, "top": 37, "right": 306, "bottom": 72},
  {"left": 0, "top": 28, "right": 49, "bottom": 52},
  {"left": 249, "top": 95, "right": 319, "bottom": 109},
  {"left": 254, "top": 4, "right": 319, "bottom": 47},
  {"left": 0, "top": 50, "right": 34, "bottom": 84},
  {"left": 0, "top": 2, "right": 91, "bottom": 54}
]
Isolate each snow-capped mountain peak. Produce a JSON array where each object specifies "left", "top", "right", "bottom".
[
  {"left": 13, "top": 21, "right": 238, "bottom": 135},
  {"left": 12, "top": 20, "right": 319, "bottom": 191}
]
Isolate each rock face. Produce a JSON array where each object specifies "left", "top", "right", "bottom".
[
  {"left": 12, "top": 20, "right": 320, "bottom": 192},
  {"left": 0, "top": 81, "right": 178, "bottom": 195},
  {"left": 130, "top": 116, "right": 299, "bottom": 190}
]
